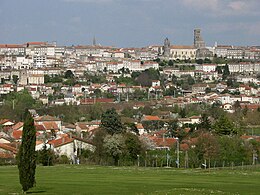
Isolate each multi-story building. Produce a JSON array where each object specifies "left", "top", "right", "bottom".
[
  {"left": 227, "top": 47, "right": 244, "bottom": 59},
  {"left": 214, "top": 45, "right": 232, "bottom": 58},
  {"left": 228, "top": 63, "right": 260, "bottom": 73},
  {"left": 0, "top": 44, "right": 25, "bottom": 56},
  {"left": 195, "top": 64, "right": 216, "bottom": 72},
  {"left": 170, "top": 45, "right": 196, "bottom": 60}
]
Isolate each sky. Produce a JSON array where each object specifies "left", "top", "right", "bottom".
[{"left": 0, "top": 0, "right": 259, "bottom": 47}]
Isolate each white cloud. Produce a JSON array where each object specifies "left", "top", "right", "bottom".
[
  {"left": 182, "top": 0, "right": 219, "bottom": 11},
  {"left": 228, "top": 1, "right": 246, "bottom": 11},
  {"left": 181, "top": 0, "right": 260, "bottom": 17}
]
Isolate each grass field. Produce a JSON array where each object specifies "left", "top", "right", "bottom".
[{"left": 0, "top": 165, "right": 260, "bottom": 195}]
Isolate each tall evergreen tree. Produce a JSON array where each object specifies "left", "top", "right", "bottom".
[
  {"left": 213, "top": 115, "right": 237, "bottom": 135},
  {"left": 222, "top": 64, "right": 230, "bottom": 80},
  {"left": 17, "top": 110, "right": 36, "bottom": 193},
  {"left": 101, "top": 108, "right": 124, "bottom": 135}
]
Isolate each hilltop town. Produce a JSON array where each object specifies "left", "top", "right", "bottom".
[{"left": 0, "top": 29, "right": 260, "bottom": 167}]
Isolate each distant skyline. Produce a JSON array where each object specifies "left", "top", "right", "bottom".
[{"left": 0, "top": 0, "right": 259, "bottom": 47}]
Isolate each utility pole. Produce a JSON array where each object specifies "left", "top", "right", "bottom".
[
  {"left": 12, "top": 99, "right": 15, "bottom": 110},
  {"left": 185, "top": 151, "right": 188, "bottom": 168},
  {"left": 176, "top": 137, "right": 180, "bottom": 168}
]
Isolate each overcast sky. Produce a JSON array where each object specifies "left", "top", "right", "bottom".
[{"left": 0, "top": 0, "right": 259, "bottom": 47}]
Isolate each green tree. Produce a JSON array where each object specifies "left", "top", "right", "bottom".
[
  {"left": 204, "top": 58, "right": 212, "bottom": 64},
  {"left": 132, "top": 89, "right": 147, "bottom": 100},
  {"left": 213, "top": 115, "right": 237, "bottom": 135},
  {"left": 0, "top": 90, "right": 36, "bottom": 121},
  {"left": 198, "top": 113, "right": 211, "bottom": 131},
  {"left": 222, "top": 64, "right": 230, "bottom": 80},
  {"left": 194, "top": 133, "right": 220, "bottom": 165},
  {"left": 168, "top": 60, "right": 174, "bottom": 66},
  {"left": 92, "top": 129, "right": 107, "bottom": 164},
  {"left": 187, "top": 75, "right": 195, "bottom": 85},
  {"left": 101, "top": 108, "right": 124, "bottom": 135},
  {"left": 135, "top": 68, "right": 160, "bottom": 87},
  {"left": 124, "top": 132, "right": 142, "bottom": 161},
  {"left": 64, "top": 70, "right": 74, "bottom": 79},
  {"left": 196, "top": 59, "right": 204, "bottom": 64},
  {"left": 167, "top": 120, "right": 179, "bottom": 137},
  {"left": 12, "top": 75, "right": 19, "bottom": 84},
  {"left": 179, "top": 108, "right": 186, "bottom": 118},
  {"left": 219, "top": 136, "right": 252, "bottom": 165},
  {"left": 215, "top": 66, "right": 223, "bottom": 74},
  {"left": 17, "top": 110, "right": 36, "bottom": 193},
  {"left": 38, "top": 144, "right": 55, "bottom": 166}
]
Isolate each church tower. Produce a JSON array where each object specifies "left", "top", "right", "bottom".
[
  {"left": 163, "top": 37, "right": 171, "bottom": 58},
  {"left": 194, "top": 29, "right": 205, "bottom": 48}
]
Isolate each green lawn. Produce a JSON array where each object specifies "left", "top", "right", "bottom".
[{"left": 0, "top": 165, "right": 260, "bottom": 195}]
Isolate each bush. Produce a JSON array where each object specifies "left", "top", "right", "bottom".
[{"left": 55, "top": 155, "right": 70, "bottom": 164}]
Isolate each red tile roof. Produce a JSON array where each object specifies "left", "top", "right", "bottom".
[
  {"left": 12, "top": 122, "right": 24, "bottom": 131},
  {"left": 0, "top": 119, "right": 14, "bottom": 126},
  {"left": 241, "top": 104, "right": 260, "bottom": 110},
  {"left": 42, "top": 122, "right": 59, "bottom": 130},
  {"left": 48, "top": 135, "right": 74, "bottom": 148},
  {"left": 136, "top": 123, "right": 144, "bottom": 129},
  {"left": 142, "top": 115, "right": 161, "bottom": 121},
  {"left": 35, "top": 124, "right": 46, "bottom": 131},
  {"left": 12, "top": 130, "right": 22, "bottom": 140},
  {"left": 150, "top": 137, "right": 177, "bottom": 148},
  {"left": 0, "top": 143, "right": 17, "bottom": 154}
]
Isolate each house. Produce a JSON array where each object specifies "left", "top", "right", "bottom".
[
  {"left": 62, "top": 123, "right": 76, "bottom": 133},
  {"left": 0, "top": 143, "right": 17, "bottom": 159},
  {"left": 178, "top": 118, "right": 192, "bottom": 127},
  {"left": 48, "top": 134, "right": 95, "bottom": 162},
  {"left": 148, "top": 135, "right": 177, "bottom": 150},
  {"left": 12, "top": 122, "right": 24, "bottom": 131},
  {"left": 189, "top": 116, "right": 201, "bottom": 124},
  {"left": 0, "top": 132, "right": 12, "bottom": 143},
  {"left": 216, "top": 83, "right": 227, "bottom": 92},
  {"left": 39, "top": 95, "right": 48, "bottom": 105},
  {"left": 76, "top": 121, "right": 100, "bottom": 133},
  {"left": 195, "top": 64, "right": 217, "bottom": 72},
  {"left": 0, "top": 119, "right": 15, "bottom": 127},
  {"left": 192, "top": 83, "right": 216, "bottom": 94},
  {"left": 48, "top": 135, "right": 75, "bottom": 160},
  {"left": 222, "top": 103, "right": 234, "bottom": 113},
  {"left": 136, "top": 123, "right": 146, "bottom": 135},
  {"left": 34, "top": 115, "right": 62, "bottom": 132},
  {"left": 35, "top": 140, "right": 45, "bottom": 151},
  {"left": 141, "top": 115, "right": 161, "bottom": 121},
  {"left": 0, "top": 119, "right": 15, "bottom": 133}
]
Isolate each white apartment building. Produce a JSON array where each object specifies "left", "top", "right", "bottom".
[
  {"left": 214, "top": 45, "right": 232, "bottom": 58},
  {"left": 0, "top": 44, "right": 25, "bottom": 56},
  {"left": 195, "top": 64, "right": 216, "bottom": 72},
  {"left": 228, "top": 63, "right": 260, "bottom": 73}
]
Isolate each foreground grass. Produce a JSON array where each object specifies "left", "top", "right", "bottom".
[{"left": 0, "top": 165, "right": 260, "bottom": 195}]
